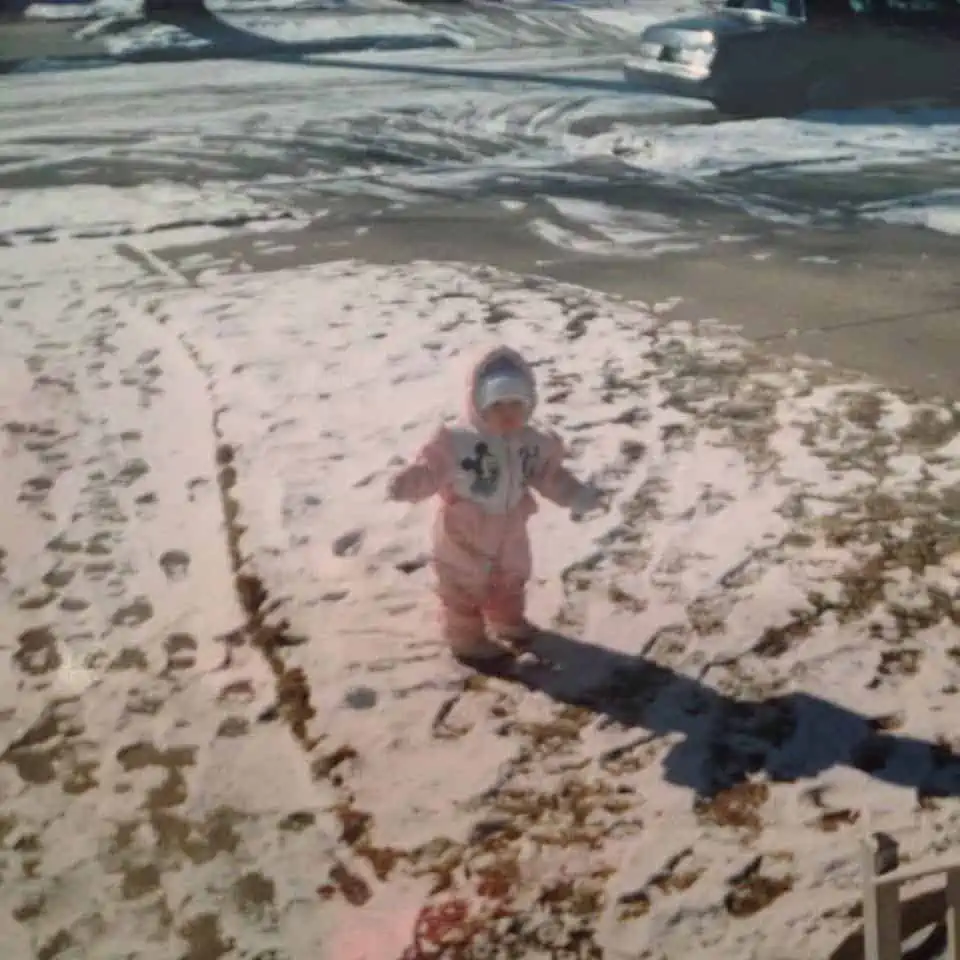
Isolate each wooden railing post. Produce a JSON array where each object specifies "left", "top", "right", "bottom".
[
  {"left": 945, "top": 867, "right": 960, "bottom": 960},
  {"left": 861, "top": 832, "right": 902, "bottom": 960}
]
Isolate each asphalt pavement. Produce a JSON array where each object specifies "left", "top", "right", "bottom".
[{"left": 142, "top": 196, "right": 960, "bottom": 399}]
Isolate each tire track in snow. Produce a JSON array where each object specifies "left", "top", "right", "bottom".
[
  {"left": 0, "top": 5, "right": 723, "bottom": 253},
  {"left": 0, "top": 67, "right": 714, "bottom": 249}
]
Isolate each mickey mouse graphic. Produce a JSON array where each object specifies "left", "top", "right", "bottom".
[{"left": 461, "top": 442, "right": 500, "bottom": 498}]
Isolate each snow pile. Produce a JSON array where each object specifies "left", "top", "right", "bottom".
[
  {"left": 3, "top": 251, "right": 960, "bottom": 959},
  {"left": 580, "top": 0, "right": 705, "bottom": 34},
  {"left": 563, "top": 107, "right": 960, "bottom": 239},
  {"left": 21, "top": 0, "right": 693, "bottom": 21},
  {"left": 81, "top": 11, "right": 464, "bottom": 57},
  {"left": 0, "top": 182, "right": 299, "bottom": 244},
  {"left": 528, "top": 196, "right": 710, "bottom": 257},
  {"left": 20, "top": 2, "right": 666, "bottom": 60},
  {"left": 23, "top": 0, "right": 422, "bottom": 19},
  {"left": 859, "top": 189, "right": 960, "bottom": 237},
  {"left": 577, "top": 107, "right": 960, "bottom": 179}
]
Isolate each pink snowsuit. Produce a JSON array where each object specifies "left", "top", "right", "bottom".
[{"left": 388, "top": 346, "right": 593, "bottom": 653}]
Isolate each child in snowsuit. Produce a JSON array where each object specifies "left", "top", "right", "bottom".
[{"left": 387, "top": 345, "right": 602, "bottom": 661}]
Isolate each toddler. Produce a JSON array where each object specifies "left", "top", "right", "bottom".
[{"left": 387, "top": 345, "right": 602, "bottom": 661}]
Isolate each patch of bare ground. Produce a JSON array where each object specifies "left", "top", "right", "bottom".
[{"left": 723, "top": 855, "right": 795, "bottom": 918}]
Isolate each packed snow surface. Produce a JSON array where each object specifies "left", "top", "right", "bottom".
[{"left": 3, "top": 241, "right": 960, "bottom": 959}]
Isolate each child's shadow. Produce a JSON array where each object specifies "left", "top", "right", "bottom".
[{"left": 473, "top": 629, "right": 960, "bottom": 800}]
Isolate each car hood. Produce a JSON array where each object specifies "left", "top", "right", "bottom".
[{"left": 641, "top": 9, "right": 803, "bottom": 45}]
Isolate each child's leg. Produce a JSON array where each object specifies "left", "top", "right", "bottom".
[
  {"left": 486, "top": 518, "right": 534, "bottom": 643},
  {"left": 436, "top": 568, "right": 504, "bottom": 660},
  {"left": 485, "top": 577, "right": 531, "bottom": 641}
]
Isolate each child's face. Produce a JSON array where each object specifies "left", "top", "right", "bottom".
[{"left": 483, "top": 400, "right": 528, "bottom": 435}]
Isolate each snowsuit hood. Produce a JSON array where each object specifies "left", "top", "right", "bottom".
[{"left": 466, "top": 346, "right": 537, "bottom": 429}]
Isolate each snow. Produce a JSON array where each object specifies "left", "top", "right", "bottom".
[
  {"left": 75, "top": 11, "right": 465, "bottom": 56},
  {"left": 7, "top": 2, "right": 960, "bottom": 243},
  {"left": 21, "top": 0, "right": 694, "bottom": 19},
  {"left": 0, "top": 183, "right": 301, "bottom": 243},
  {"left": 580, "top": 1, "right": 704, "bottom": 33},
  {"left": 24, "top": 0, "right": 413, "bottom": 17},
  {"left": 1, "top": 1, "right": 959, "bottom": 951},
  {"left": 580, "top": 107, "right": 960, "bottom": 180},
  {"left": 5, "top": 238, "right": 960, "bottom": 959},
  {"left": 14, "top": 1, "right": 687, "bottom": 61},
  {"left": 530, "top": 196, "right": 710, "bottom": 256},
  {"left": 859, "top": 190, "right": 960, "bottom": 237},
  {"left": 0, "top": 242, "right": 340, "bottom": 960},
  {"left": 559, "top": 106, "right": 960, "bottom": 238}
]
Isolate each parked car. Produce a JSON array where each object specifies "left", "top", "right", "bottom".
[{"left": 623, "top": 0, "right": 960, "bottom": 116}]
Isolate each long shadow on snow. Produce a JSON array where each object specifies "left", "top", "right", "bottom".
[
  {"left": 113, "top": 8, "right": 459, "bottom": 63},
  {"left": 473, "top": 629, "right": 960, "bottom": 801},
  {"left": 289, "top": 52, "right": 645, "bottom": 94},
  {"left": 109, "top": 9, "right": 655, "bottom": 95},
  {"left": 232, "top": 39, "right": 960, "bottom": 106}
]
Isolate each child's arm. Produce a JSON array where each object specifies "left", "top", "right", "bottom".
[
  {"left": 387, "top": 428, "right": 452, "bottom": 503},
  {"left": 528, "top": 432, "right": 600, "bottom": 513}
]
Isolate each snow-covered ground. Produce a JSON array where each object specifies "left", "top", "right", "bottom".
[
  {"left": 526, "top": 197, "right": 707, "bottom": 257},
  {"left": 4, "top": 229, "right": 960, "bottom": 959},
  {"left": 21, "top": 0, "right": 702, "bottom": 21},
  {"left": 5, "top": 2, "right": 960, "bottom": 247},
  {"left": 590, "top": 106, "right": 960, "bottom": 179},
  {"left": 21, "top": 0, "right": 687, "bottom": 52},
  {"left": 859, "top": 189, "right": 960, "bottom": 237},
  {"left": 2, "top": 3, "right": 960, "bottom": 955},
  {"left": 21, "top": 0, "right": 395, "bottom": 16},
  {"left": 0, "top": 182, "right": 303, "bottom": 240}
]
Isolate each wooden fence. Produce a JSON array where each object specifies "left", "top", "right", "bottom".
[{"left": 862, "top": 831, "right": 960, "bottom": 960}]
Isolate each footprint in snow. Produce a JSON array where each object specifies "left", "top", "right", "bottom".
[
  {"left": 159, "top": 549, "right": 191, "bottom": 582},
  {"left": 333, "top": 530, "right": 364, "bottom": 557},
  {"left": 321, "top": 589, "right": 349, "bottom": 603},
  {"left": 395, "top": 555, "right": 429, "bottom": 575},
  {"left": 353, "top": 471, "right": 379, "bottom": 489},
  {"left": 344, "top": 686, "right": 378, "bottom": 710}
]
